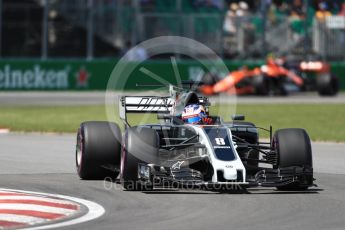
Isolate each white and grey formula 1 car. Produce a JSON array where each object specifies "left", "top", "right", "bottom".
[{"left": 76, "top": 85, "right": 314, "bottom": 191}]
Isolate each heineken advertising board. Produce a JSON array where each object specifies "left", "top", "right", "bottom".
[
  {"left": 0, "top": 60, "right": 118, "bottom": 91},
  {"left": 0, "top": 60, "right": 194, "bottom": 90},
  {"left": 0, "top": 60, "right": 343, "bottom": 91},
  {"left": 0, "top": 65, "right": 70, "bottom": 89}
]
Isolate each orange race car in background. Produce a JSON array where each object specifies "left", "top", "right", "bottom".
[
  {"left": 286, "top": 58, "right": 339, "bottom": 96},
  {"left": 199, "top": 57, "right": 339, "bottom": 96}
]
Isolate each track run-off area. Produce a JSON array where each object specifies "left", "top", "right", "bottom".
[
  {"left": 0, "top": 132, "right": 344, "bottom": 230},
  {"left": 0, "top": 91, "right": 344, "bottom": 229}
]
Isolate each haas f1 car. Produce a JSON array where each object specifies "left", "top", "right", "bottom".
[
  {"left": 76, "top": 85, "right": 314, "bottom": 191},
  {"left": 199, "top": 58, "right": 339, "bottom": 96}
]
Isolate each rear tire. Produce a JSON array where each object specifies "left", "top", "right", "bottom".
[
  {"left": 316, "top": 73, "right": 339, "bottom": 96},
  {"left": 121, "top": 127, "right": 159, "bottom": 191},
  {"left": 76, "top": 121, "right": 121, "bottom": 180},
  {"left": 272, "top": 128, "right": 313, "bottom": 190},
  {"left": 202, "top": 72, "right": 219, "bottom": 85},
  {"left": 252, "top": 74, "right": 269, "bottom": 96}
]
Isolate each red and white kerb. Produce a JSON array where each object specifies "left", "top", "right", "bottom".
[{"left": 0, "top": 190, "right": 80, "bottom": 229}]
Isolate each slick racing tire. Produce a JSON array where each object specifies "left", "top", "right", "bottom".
[
  {"left": 76, "top": 121, "right": 122, "bottom": 180},
  {"left": 121, "top": 127, "right": 159, "bottom": 191},
  {"left": 252, "top": 74, "right": 269, "bottom": 96},
  {"left": 272, "top": 128, "right": 313, "bottom": 190},
  {"left": 316, "top": 73, "right": 339, "bottom": 96},
  {"left": 202, "top": 72, "right": 219, "bottom": 85}
]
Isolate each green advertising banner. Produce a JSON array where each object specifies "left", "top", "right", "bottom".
[
  {"left": 0, "top": 60, "right": 343, "bottom": 91},
  {"left": 0, "top": 60, "right": 116, "bottom": 91}
]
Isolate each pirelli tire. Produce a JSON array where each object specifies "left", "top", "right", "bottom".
[
  {"left": 202, "top": 72, "right": 219, "bottom": 85},
  {"left": 272, "top": 128, "right": 313, "bottom": 190},
  {"left": 252, "top": 74, "right": 270, "bottom": 96},
  {"left": 121, "top": 127, "right": 159, "bottom": 191},
  {"left": 316, "top": 73, "right": 339, "bottom": 96},
  {"left": 76, "top": 121, "right": 122, "bottom": 180}
]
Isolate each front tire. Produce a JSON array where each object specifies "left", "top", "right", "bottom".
[
  {"left": 121, "top": 127, "right": 159, "bottom": 191},
  {"left": 202, "top": 72, "right": 219, "bottom": 85},
  {"left": 252, "top": 74, "right": 269, "bottom": 96},
  {"left": 272, "top": 128, "right": 313, "bottom": 190},
  {"left": 76, "top": 121, "right": 122, "bottom": 180}
]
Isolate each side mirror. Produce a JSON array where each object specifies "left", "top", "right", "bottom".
[{"left": 231, "top": 114, "right": 245, "bottom": 121}]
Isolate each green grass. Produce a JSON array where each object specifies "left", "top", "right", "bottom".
[
  {"left": 0, "top": 104, "right": 344, "bottom": 142},
  {"left": 0, "top": 105, "right": 110, "bottom": 133},
  {"left": 226, "top": 104, "right": 345, "bottom": 142}
]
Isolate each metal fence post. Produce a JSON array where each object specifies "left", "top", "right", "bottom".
[
  {"left": 220, "top": 13, "right": 225, "bottom": 59},
  {"left": 131, "top": 0, "right": 140, "bottom": 47},
  {"left": 176, "top": 0, "right": 182, "bottom": 60},
  {"left": 303, "top": 0, "right": 309, "bottom": 58},
  {"left": 341, "top": 15, "right": 345, "bottom": 61},
  {"left": 115, "top": 0, "right": 122, "bottom": 47},
  {"left": 42, "top": 0, "right": 49, "bottom": 60},
  {"left": 260, "top": 0, "right": 267, "bottom": 58},
  {"left": 0, "top": 0, "right": 3, "bottom": 57},
  {"left": 87, "top": 0, "right": 94, "bottom": 60}
]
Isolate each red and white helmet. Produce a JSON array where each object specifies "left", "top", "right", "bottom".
[{"left": 181, "top": 104, "right": 207, "bottom": 124}]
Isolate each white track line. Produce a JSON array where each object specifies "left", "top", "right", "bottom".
[
  {"left": 0, "top": 188, "right": 105, "bottom": 230},
  {"left": 0, "top": 204, "right": 75, "bottom": 215}
]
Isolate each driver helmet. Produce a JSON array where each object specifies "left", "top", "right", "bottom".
[{"left": 181, "top": 104, "right": 207, "bottom": 124}]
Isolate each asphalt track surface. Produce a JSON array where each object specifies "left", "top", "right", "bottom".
[
  {"left": 1, "top": 133, "right": 345, "bottom": 230},
  {"left": 0, "top": 92, "right": 345, "bottom": 105}
]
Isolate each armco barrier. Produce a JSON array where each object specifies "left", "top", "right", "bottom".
[{"left": 0, "top": 60, "right": 343, "bottom": 91}]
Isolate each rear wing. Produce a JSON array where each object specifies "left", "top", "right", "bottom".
[
  {"left": 120, "top": 96, "right": 172, "bottom": 114},
  {"left": 119, "top": 95, "right": 210, "bottom": 125}
]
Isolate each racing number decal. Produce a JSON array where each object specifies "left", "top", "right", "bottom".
[
  {"left": 205, "top": 127, "right": 236, "bottom": 161},
  {"left": 215, "top": 138, "right": 225, "bottom": 145}
]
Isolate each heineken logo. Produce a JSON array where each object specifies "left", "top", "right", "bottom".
[{"left": 0, "top": 65, "right": 70, "bottom": 89}]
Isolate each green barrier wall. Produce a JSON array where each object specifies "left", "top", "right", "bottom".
[{"left": 0, "top": 60, "right": 343, "bottom": 90}]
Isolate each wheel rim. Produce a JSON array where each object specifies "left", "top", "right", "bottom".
[
  {"left": 120, "top": 146, "right": 126, "bottom": 178},
  {"left": 76, "top": 131, "right": 83, "bottom": 169},
  {"left": 120, "top": 133, "right": 127, "bottom": 179}
]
